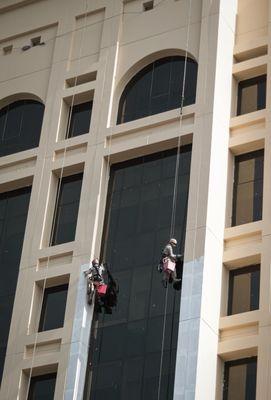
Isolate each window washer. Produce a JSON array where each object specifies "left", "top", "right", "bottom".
[
  {"left": 84, "top": 258, "right": 107, "bottom": 305},
  {"left": 84, "top": 259, "right": 119, "bottom": 312},
  {"left": 158, "top": 238, "right": 183, "bottom": 289}
]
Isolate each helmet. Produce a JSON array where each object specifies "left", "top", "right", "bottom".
[
  {"left": 92, "top": 258, "right": 99, "bottom": 265},
  {"left": 169, "top": 238, "right": 177, "bottom": 246}
]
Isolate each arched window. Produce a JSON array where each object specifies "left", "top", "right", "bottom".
[
  {"left": 117, "top": 55, "right": 198, "bottom": 124},
  {"left": 0, "top": 99, "right": 45, "bottom": 157}
]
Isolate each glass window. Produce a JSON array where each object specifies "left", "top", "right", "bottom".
[
  {"left": 117, "top": 56, "right": 198, "bottom": 124},
  {"left": 50, "top": 173, "right": 83, "bottom": 246},
  {"left": 232, "top": 150, "right": 264, "bottom": 226},
  {"left": 66, "top": 101, "right": 93, "bottom": 138},
  {"left": 84, "top": 147, "right": 192, "bottom": 400},
  {"left": 28, "top": 373, "right": 57, "bottom": 400},
  {"left": 223, "top": 357, "right": 257, "bottom": 400},
  {"left": 0, "top": 100, "right": 44, "bottom": 157},
  {"left": 38, "top": 284, "right": 68, "bottom": 332},
  {"left": 0, "top": 187, "right": 31, "bottom": 384},
  {"left": 228, "top": 265, "right": 260, "bottom": 315},
  {"left": 237, "top": 75, "right": 266, "bottom": 116}
]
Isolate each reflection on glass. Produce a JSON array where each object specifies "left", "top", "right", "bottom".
[
  {"left": 0, "top": 187, "right": 31, "bottom": 384},
  {"left": 50, "top": 173, "right": 83, "bottom": 245},
  {"left": 117, "top": 56, "right": 197, "bottom": 124},
  {"left": 38, "top": 284, "right": 68, "bottom": 332},
  {"left": 232, "top": 150, "right": 264, "bottom": 226},
  {"left": 28, "top": 373, "right": 57, "bottom": 400},
  {"left": 84, "top": 147, "right": 192, "bottom": 400},
  {"left": 237, "top": 75, "right": 266, "bottom": 116},
  {"left": 223, "top": 358, "right": 257, "bottom": 400},
  {"left": 0, "top": 100, "right": 44, "bottom": 157},
  {"left": 228, "top": 265, "right": 260, "bottom": 315},
  {"left": 66, "top": 101, "right": 93, "bottom": 138}
]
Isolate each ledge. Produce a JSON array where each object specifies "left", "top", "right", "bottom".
[
  {"left": 224, "top": 220, "right": 262, "bottom": 241},
  {"left": 230, "top": 109, "right": 266, "bottom": 131},
  {"left": 220, "top": 310, "right": 259, "bottom": 330},
  {"left": 218, "top": 335, "right": 258, "bottom": 361},
  {"left": 229, "top": 129, "right": 265, "bottom": 155},
  {"left": 232, "top": 54, "right": 267, "bottom": 80},
  {"left": 234, "top": 36, "right": 268, "bottom": 62},
  {"left": 108, "top": 104, "right": 195, "bottom": 139}
]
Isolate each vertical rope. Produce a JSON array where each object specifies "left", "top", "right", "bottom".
[
  {"left": 157, "top": 0, "right": 193, "bottom": 398},
  {"left": 23, "top": 0, "right": 90, "bottom": 398}
]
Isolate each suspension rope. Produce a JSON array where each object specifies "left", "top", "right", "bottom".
[
  {"left": 157, "top": 0, "right": 193, "bottom": 398},
  {"left": 20, "top": 1, "right": 91, "bottom": 398},
  {"left": 84, "top": 2, "right": 125, "bottom": 396}
]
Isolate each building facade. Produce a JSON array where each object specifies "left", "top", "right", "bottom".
[{"left": 0, "top": 0, "right": 270, "bottom": 399}]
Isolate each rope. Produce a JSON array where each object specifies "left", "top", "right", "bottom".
[
  {"left": 83, "top": 3, "right": 125, "bottom": 397},
  {"left": 21, "top": 1, "right": 91, "bottom": 398},
  {"left": 157, "top": 0, "right": 193, "bottom": 398}
]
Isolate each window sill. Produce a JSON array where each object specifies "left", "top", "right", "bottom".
[{"left": 109, "top": 104, "right": 196, "bottom": 138}]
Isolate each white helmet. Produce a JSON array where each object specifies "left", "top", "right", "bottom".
[{"left": 169, "top": 238, "right": 177, "bottom": 246}]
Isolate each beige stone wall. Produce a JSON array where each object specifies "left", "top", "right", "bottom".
[{"left": 0, "top": 0, "right": 270, "bottom": 399}]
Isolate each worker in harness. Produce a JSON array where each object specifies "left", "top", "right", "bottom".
[
  {"left": 84, "top": 258, "right": 106, "bottom": 305},
  {"left": 84, "top": 259, "right": 119, "bottom": 313},
  {"left": 158, "top": 238, "right": 183, "bottom": 289}
]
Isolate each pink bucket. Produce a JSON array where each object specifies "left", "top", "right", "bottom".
[
  {"left": 163, "top": 257, "right": 175, "bottom": 272},
  {"left": 97, "top": 284, "right": 107, "bottom": 295}
]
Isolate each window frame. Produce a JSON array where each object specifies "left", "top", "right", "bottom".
[
  {"left": 117, "top": 56, "right": 198, "bottom": 124},
  {"left": 38, "top": 283, "right": 68, "bottom": 332},
  {"left": 232, "top": 149, "right": 264, "bottom": 227},
  {"left": 227, "top": 265, "right": 260, "bottom": 316},
  {"left": 66, "top": 100, "right": 93, "bottom": 139},
  {"left": 28, "top": 372, "right": 57, "bottom": 400},
  {"left": 0, "top": 99, "right": 44, "bottom": 157},
  {"left": 223, "top": 357, "right": 257, "bottom": 400},
  {"left": 237, "top": 75, "right": 266, "bottom": 116},
  {"left": 50, "top": 173, "right": 83, "bottom": 246}
]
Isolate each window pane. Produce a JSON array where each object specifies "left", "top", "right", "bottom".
[
  {"left": 39, "top": 284, "right": 68, "bottom": 332},
  {"left": 84, "top": 147, "right": 192, "bottom": 400},
  {"left": 67, "top": 101, "right": 92, "bottom": 138},
  {"left": 0, "top": 100, "right": 44, "bottom": 157},
  {"left": 239, "top": 84, "right": 258, "bottom": 115},
  {"left": 228, "top": 363, "right": 247, "bottom": 399},
  {"left": 117, "top": 56, "right": 197, "bottom": 124},
  {"left": 232, "top": 151, "right": 264, "bottom": 226},
  {"left": 224, "top": 358, "right": 257, "bottom": 400},
  {"left": 257, "top": 77, "right": 266, "bottom": 110},
  {"left": 0, "top": 187, "right": 31, "bottom": 384},
  {"left": 228, "top": 266, "right": 260, "bottom": 315},
  {"left": 51, "top": 173, "right": 83, "bottom": 245},
  {"left": 28, "top": 373, "right": 57, "bottom": 400},
  {"left": 237, "top": 75, "right": 266, "bottom": 116},
  {"left": 234, "top": 182, "right": 254, "bottom": 225}
]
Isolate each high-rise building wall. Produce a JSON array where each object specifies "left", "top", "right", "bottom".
[{"left": 0, "top": 0, "right": 270, "bottom": 399}]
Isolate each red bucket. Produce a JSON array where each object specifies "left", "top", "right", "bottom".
[{"left": 97, "top": 284, "right": 107, "bottom": 295}]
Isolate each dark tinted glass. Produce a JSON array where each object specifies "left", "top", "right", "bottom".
[
  {"left": 232, "top": 150, "right": 264, "bottom": 226},
  {"left": 228, "top": 265, "right": 260, "bottom": 315},
  {"left": 0, "top": 186, "right": 31, "bottom": 384},
  {"left": 237, "top": 75, "right": 266, "bottom": 116},
  {"left": 117, "top": 56, "right": 198, "bottom": 124},
  {"left": 84, "top": 147, "right": 192, "bottom": 400},
  {"left": 38, "top": 284, "right": 68, "bottom": 332},
  {"left": 66, "top": 101, "right": 93, "bottom": 138},
  {"left": 50, "top": 173, "right": 83, "bottom": 245},
  {"left": 28, "top": 373, "right": 57, "bottom": 400},
  {"left": 0, "top": 100, "right": 44, "bottom": 157},
  {"left": 223, "top": 357, "right": 257, "bottom": 400}
]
